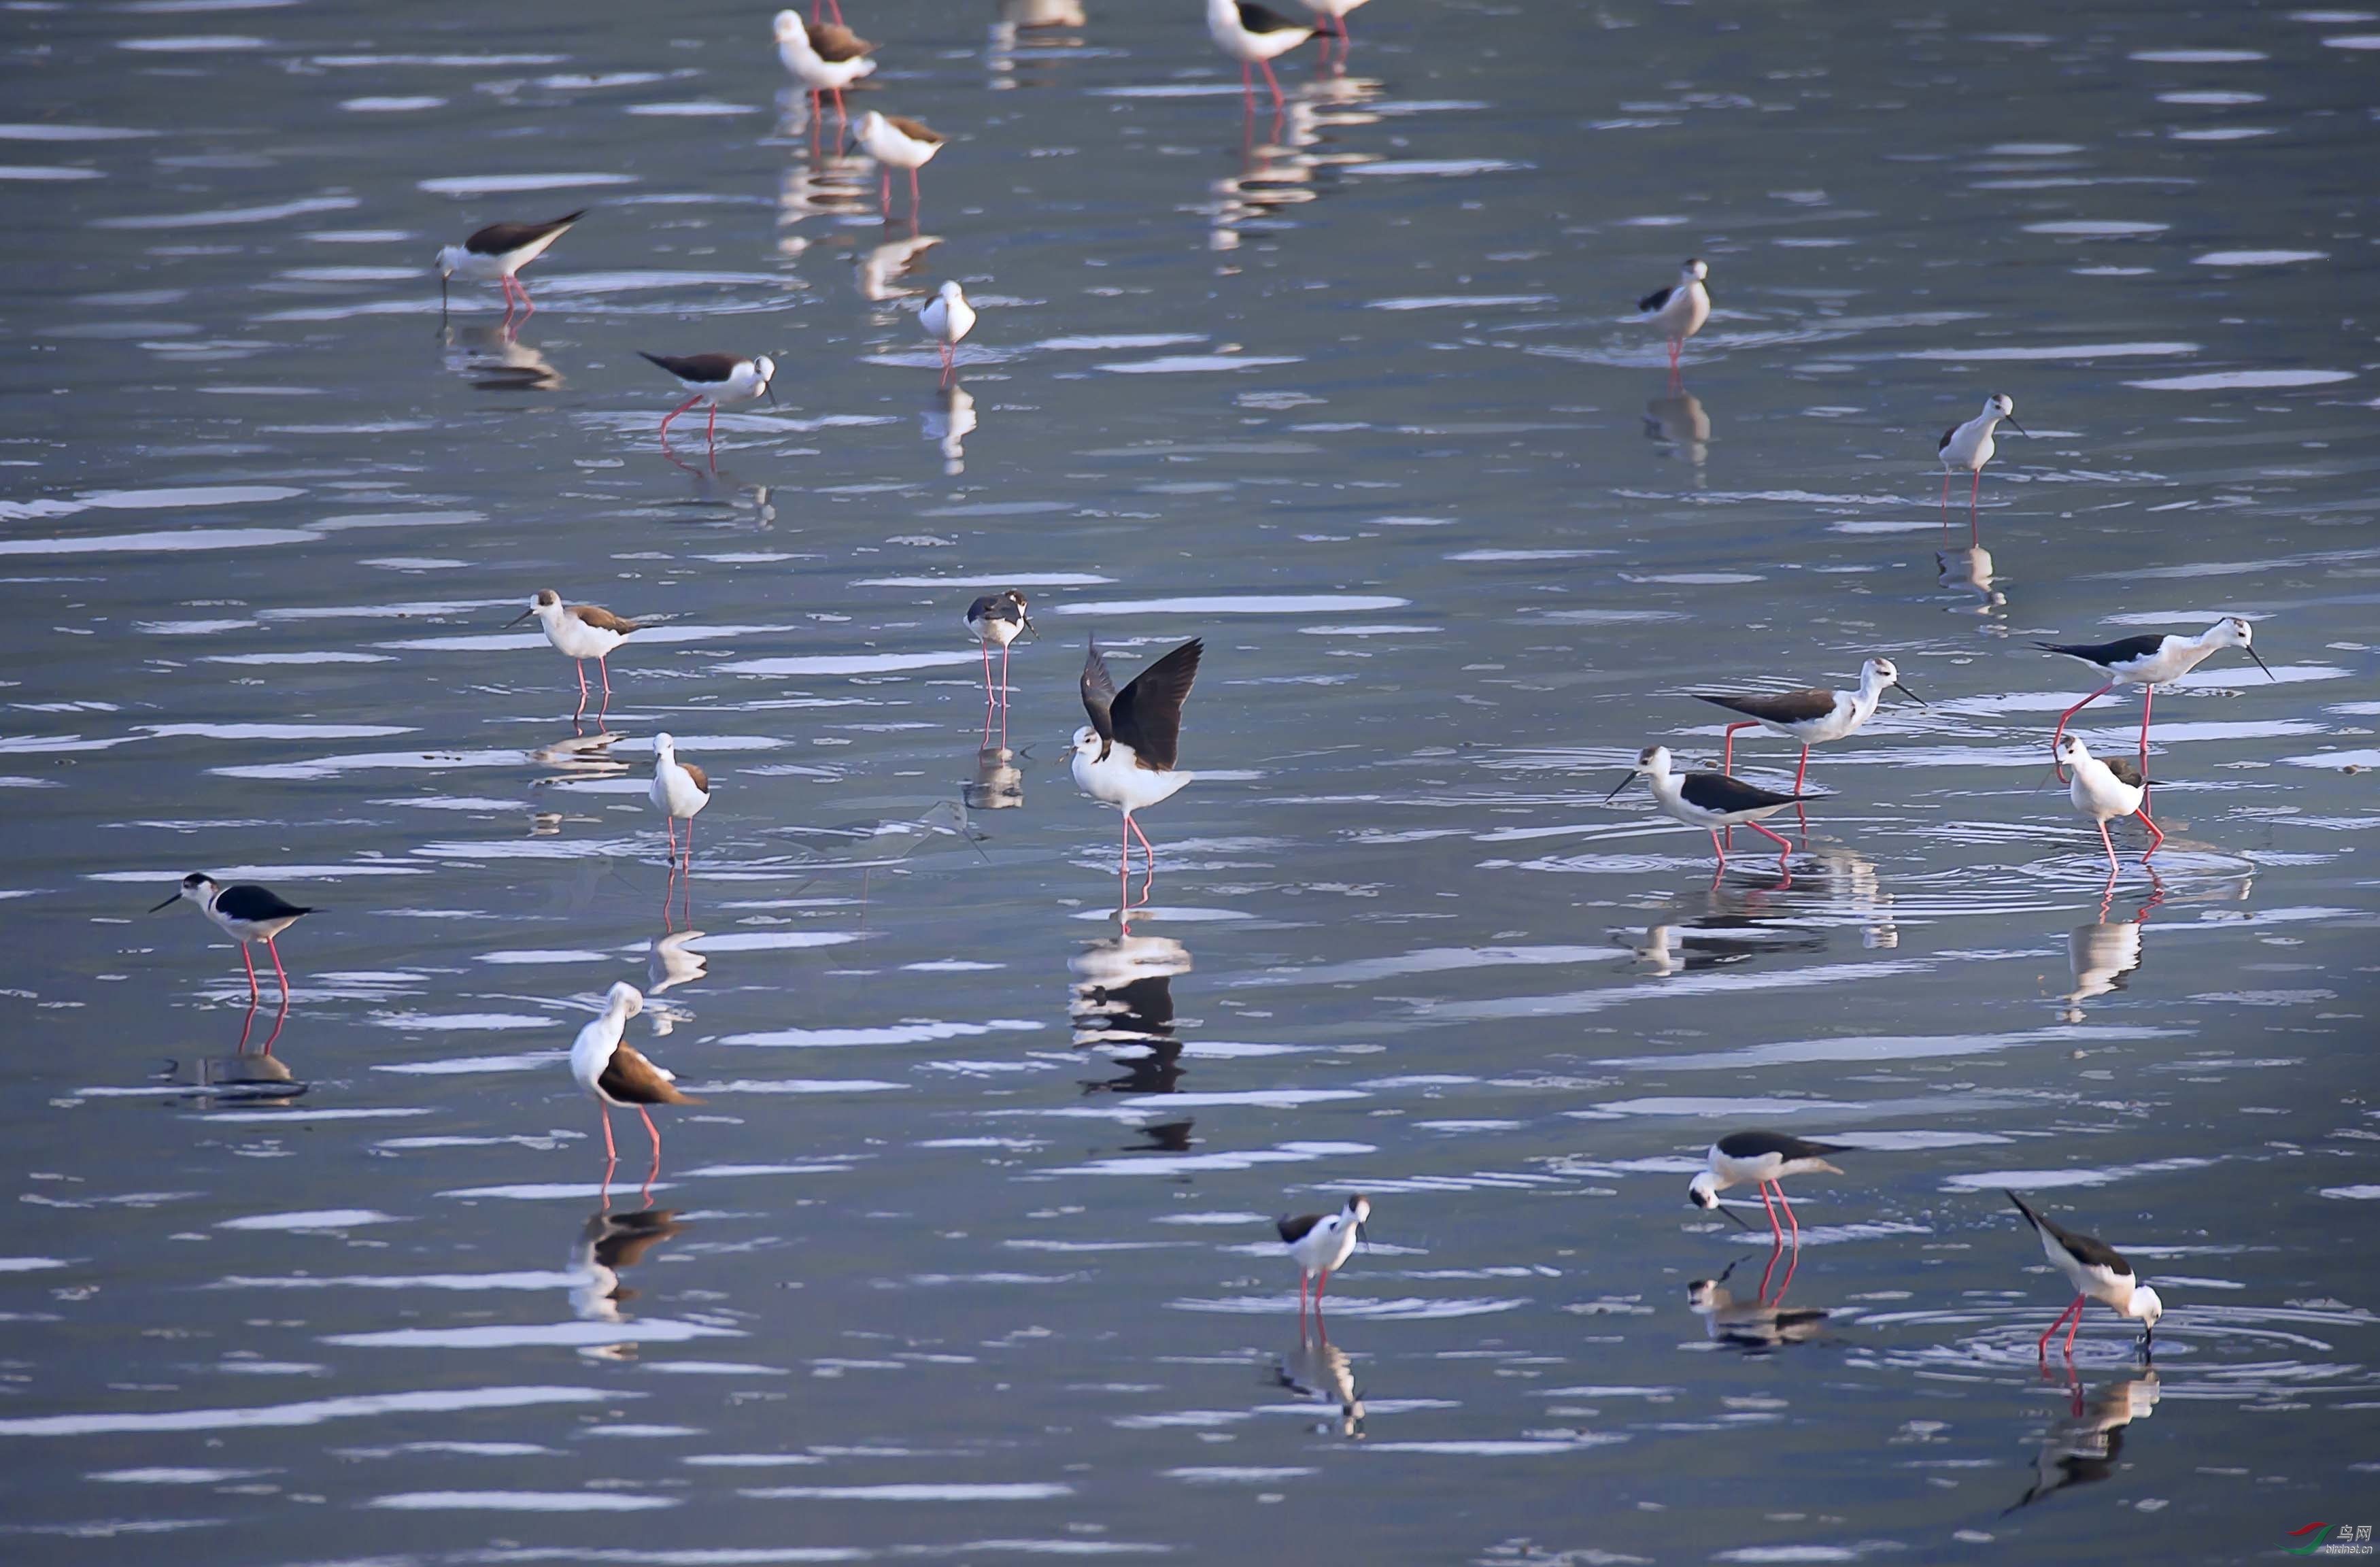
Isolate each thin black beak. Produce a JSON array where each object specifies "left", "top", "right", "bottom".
[
  {"left": 1022, "top": 616, "right": 1040, "bottom": 641},
  {"left": 1890, "top": 677, "right": 1931, "bottom": 709},
  {"left": 763, "top": 381, "right": 778, "bottom": 407},
  {"left": 2245, "top": 643, "right": 2274, "bottom": 682},
  {"left": 1718, "top": 1201, "right": 1755, "bottom": 1230},
  {"left": 1603, "top": 771, "right": 1639, "bottom": 805},
  {"left": 2003, "top": 415, "right": 2029, "bottom": 437},
  {"left": 505, "top": 608, "right": 536, "bottom": 628},
  {"left": 149, "top": 894, "right": 180, "bottom": 913}
]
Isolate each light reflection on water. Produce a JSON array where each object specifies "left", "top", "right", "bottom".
[{"left": 1, "top": 0, "right": 2373, "bottom": 1560}]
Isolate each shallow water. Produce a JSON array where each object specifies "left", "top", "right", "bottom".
[{"left": 3, "top": 0, "right": 2377, "bottom": 1562}]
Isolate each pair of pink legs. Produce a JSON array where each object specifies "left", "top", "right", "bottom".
[
  {"left": 1750, "top": 1179, "right": 1807, "bottom": 1247},
  {"left": 570, "top": 656, "right": 617, "bottom": 722},
  {"left": 1941, "top": 470, "right": 1982, "bottom": 547},
  {"left": 978, "top": 640, "right": 1012, "bottom": 747},
  {"left": 1240, "top": 57, "right": 1289, "bottom": 109},
  {"left": 237, "top": 937, "right": 294, "bottom": 1007},
  {"left": 596, "top": 1115, "right": 664, "bottom": 1208},
  {"left": 1296, "top": 1266, "right": 1338, "bottom": 1343},
  {"left": 662, "top": 814, "right": 696, "bottom": 925},
  {"left": 658, "top": 396, "right": 720, "bottom": 451},
  {"left": 1666, "top": 335, "right": 1686, "bottom": 389},
  {"left": 1312, "top": 14, "right": 1353, "bottom": 68},
  {"left": 2094, "top": 811, "right": 2163, "bottom": 873},
  {"left": 2037, "top": 1293, "right": 2091, "bottom": 1359},
  {"left": 811, "top": 0, "right": 842, "bottom": 22},
  {"left": 496, "top": 273, "right": 537, "bottom": 332},
  {"left": 879, "top": 168, "right": 923, "bottom": 223},
  {"left": 1118, "top": 812, "right": 1156, "bottom": 907},
  {"left": 1720, "top": 725, "right": 1812, "bottom": 793},
  {"left": 236, "top": 993, "right": 290, "bottom": 1058}
]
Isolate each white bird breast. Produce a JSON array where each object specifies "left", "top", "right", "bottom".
[{"left": 1070, "top": 742, "right": 1192, "bottom": 814}]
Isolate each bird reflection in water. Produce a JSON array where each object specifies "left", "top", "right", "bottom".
[
  {"left": 1687, "top": 1249, "right": 1827, "bottom": 1353},
  {"left": 568, "top": 1205, "right": 687, "bottom": 1327},
  {"left": 986, "top": 0, "right": 1088, "bottom": 91},
  {"left": 965, "top": 743, "right": 1023, "bottom": 811},
  {"left": 165, "top": 996, "right": 303, "bottom": 1105},
  {"left": 441, "top": 324, "right": 563, "bottom": 392},
  {"left": 857, "top": 231, "right": 942, "bottom": 302},
  {"left": 530, "top": 727, "right": 631, "bottom": 775},
  {"left": 1937, "top": 544, "right": 2007, "bottom": 614},
  {"left": 647, "top": 926, "right": 709, "bottom": 1000},
  {"left": 923, "top": 383, "right": 977, "bottom": 476},
  {"left": 1211, "top": 75, "right": 1381, "bottom": 251},
  {"left": 2005, "top": 1368, "right": 2159, "bottom": 1514},
  {"left": 1272, "top": 1337, "right": 1364, "bottom": 1437},
  {"left": 1072, "top": 933, "right": 1189, "bottom": 1097},
  {"left": 774, "top": 140, "right": 874, "bottom": 256},
  {"left": 2062, "top": 871, "right": 2164, "bottom": 1024},
  {"left": 1643, "top": 390, "right": 1710, "bottom": 475},
  {"left": 1622, "top": 875, "right": 1831, "bottom": 978}
]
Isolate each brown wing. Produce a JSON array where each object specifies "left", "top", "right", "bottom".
[
  {"left": 681, "top": 762, "right": 710, "bottom": 795},
  {"left": 1081, "top": 639, "right": 1119, "bottom": 759},
  {"left": 570, "top": 604, "right": 641, "bottom": 635},
  {"left": 464, "top": 209, "right": 585, "bottom": 256},
  {"left": 600, "top": 1044, "right": 700, "bottom": 1107},
  {"left": 1111, "top": 638, "right": 1202, "bottom": 773},
  {"left": 809, "top": 20, "right": 874, "bottom": 59},
  {"left": 2103, "top": 756, "right": 2146, "bottom": 788},
  {"left": 1276, "top": 1212, "right": 1326, "bottom": 1244},
  {"left": 884, "top": 114, "right": 946, "bottom": 144}
]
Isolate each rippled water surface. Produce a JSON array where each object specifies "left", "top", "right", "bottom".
[{"left": 3, "top": 0, "right": 2376, "bottom": 1562}]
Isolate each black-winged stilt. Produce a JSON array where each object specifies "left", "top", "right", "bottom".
[
  {"left": 649, "top": 735, "right": 712, "bottom": 922},
  {"left": 435, "top": 209, "right": 585, "bottom": 324},
  {"left": 1691, "top": 656, "right": 1927, "bottom": 790},
  {"left": 1277, "top": 1193, "right": 1368, "bottom": 1341},
  {"left": 1636, "top": 258, "right": 1710, "bottom": 384},
  {"left": 1206, "top": 0, "right": 1316, "bottom": 110},
  {"left": 510, "top": 589, "right": 641, "bottom": 721},
  {"left": 2005, "top": 1190, "right": 2163, "bottom": 1360},
  {"left": 964, "top": 590, "right": 1035, "bottom": 739},
  {"left": 2039, "top": 616, "right": 2272, "bottom": 784},
  {"left": 2056, "top": 735, "right": 2162, "bottom": 873},
  {"left": 850, "top": 110, "right": 947, "bottom": 222},
  {"left": 571, "top": 981, "right": 701, "bottom": 1180},
  {"left": 1604, "top": 745, "right": 1813, "bottom": 879},
  {"left": 775, "top": 10, "right": 875, "bottom": 128},
  {"left": 1071, "top": 637, "right": 1204, "bottom": 900},
  {"left": 1937, "top": 392, "right": 2026, "bottom": 543},
  {"left": 151, "top": 874, "right": 313, "bottom": 1005},
  {"left": 638, "top": 352, "right": 777, "bottom": 452},
  {"left": 921, "top": 280, "right": 976, "bottom": 385},
  {"left": 1296, "top": 0, "right": 1370, "bottom": 67},
  {"left": 1687, "top": 1130, "right": 1851, "bottom": 1246}
]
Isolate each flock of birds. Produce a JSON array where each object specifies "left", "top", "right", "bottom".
[{"left": 141, "top": 1, "right": 2298, "bottom": 1360}]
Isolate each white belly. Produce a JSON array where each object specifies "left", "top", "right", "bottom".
[
  {"left": 651, "top": 773, "right": 709, "bottom": 821},
  {"left": 547, "top": 620, "right": 626, "bottom": 660},
  {"left": 1072, "top": 745, "right": 1192, "bottom": 815}
]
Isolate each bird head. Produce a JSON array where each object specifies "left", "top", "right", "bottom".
[
  {"left": 1987, "top": 392, "right": 2028, "bottom": 436},
  {"left": 1605, "top": 744, "right": 1670, "bottom": 802},
  {"left": 607, "top": 981, "right": 645, "bottom": 1020},
  {"left": 1686, "top": 1171, "right": 1721, "bottom": 1209},
  {"left": 772, "top": 8, "right": 804, "bottom": 42},
  {"left": 751, "top": 355, "right": 779, "bottom": 405},
  {"left": 1683, "top": 257, "right": 1707, "bottom": 281},
  {"left": 1345, "top": 1194, "right": 1371, "bottom": 1239},
  {"left": 654, "top": 732, "right": 676, "bottom": 760},
  {"left": 1004, "top": 590, "right": 1038, "bottom": 638},
  {"left": 2130, "top": 1283, "right": 2163, "bottom": 1333},
  {"left": 434, "top": 244, "right": 466, "bottom": 281},
  {"left": 508, "top": 588, "right": 562, "bottom": 628},
  {"left": 151, "top": 871, "right": 216, "bottom": 913},
  {"left": 2214, "top": 616, "right": 2274, "bottom": 679},
  {"left": 1865, "top": 657, "right": 1928, "bottom": 707},
  {"left": 1069, "top": 724, "right": 1100, "bottom": 759},
  {"left": 2055, "top": 732, "right": 2090, "bottom": 769},
  {"left": 938, "top": 280, "right": 966, "bottom": 303}
]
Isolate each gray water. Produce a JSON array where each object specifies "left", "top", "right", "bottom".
[{"left": 3, "top": 0, "right": 2377, "bottom": 1561}]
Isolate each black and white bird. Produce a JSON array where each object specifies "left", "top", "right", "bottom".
[
  {"left": 509, "top": 588, "right": 641, "bottom": 719},
  {"left": 1605, "top": 745, "right": 1812, "bottom": 875},
  {"left": 435, "top": 209, "right": 585, "bottom": 322},
  {"left": 649, "top": 733, "right": 712, "bottom": 893},
  {"left": 1635, "top": 258, "right": 1710, "bottom": 382},
  {"left": 2005, "top": 1190, "right": 2164, "bottom": 1360},
  {"left": 1937, "top": 392, "right": 2026, "bottom": 543},
  {"left": 639, "top": 352, "right": 777, "bottom": 450},
  {"left": 964, "top": 590, "right": 1036, "bottom": 715},
  {"left": 1295, "top": 0, "right": 1370, "bottom": 65},
  {"left": 1692, "top": 656, "right": 1926, "bottom": 791},
  {"left": 1072, "top": 637, "right": 1203, "bottom": 896},
  {"left": 570, "top": 982, "right": 701, "bottom": 1173},
  {"left": 1277, "top": 1194, "right": 1368, "bottom": 1339},
  {"left": 1206, "top": 0, "right": 1315, "bottom": 109},
  {"left": 1687, "top": 1130, "right": 1851, "bottom": 1246},
  {"left": 151, "top": 873, "right": 315, "bottom": 1005},
  {"left": 2057, "top": 735, "right": 2162, "bottom": 873},
  {"left": 850, "top": 111, "right": 947, "bottom": 222},
  {"left": 1688, "top": 1256, "right": 1830, "bottom": 1351},
  {"left": 2039, "top": 616, "right": 2272, "bottom": 783},
  {"left": 774, "top": 10, "right": 876, "bottom": 126},
  {"left": 920, "top": 280, "right": 976, "bottom": 385}
]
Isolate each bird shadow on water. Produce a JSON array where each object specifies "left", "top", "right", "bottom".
[
  {"left": 1687, "top": 1246, "right": 1831, "bottom": 1354},
  {"left": 1270, "top": 1335, "right": 1366, "bottom": 1437}
]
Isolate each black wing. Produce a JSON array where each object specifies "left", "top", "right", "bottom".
[
  {"left": 585, "top": 1208, "right": 682, "bottom": 1270},
  {"left": 1716, "top": 1130, "right": 1850, "bottom": 1162},
  {"left": 465, "top": 209, "right": 585, "bottom": 256},
  {"left": 1937, "top": 424, "right": 1958, "bottom": 454},
  {"left": 1237, "top": 0, "right": 1311, "bottom": 35},
  {"left": 1678, "top": 772, "right": 1805, "bottom": 813},
  {"left": 1692, "top": 688, "right": 1836, "bottom": 725},
  {"left": 968, "top": 593, "right": 1022, "bottom": 627},
  {"left": 2035, "top": 633, "right": 2166, "bottom": 671},
  {"left": 1080, "top": 639, "right": 1119, "bottom": 757},
  {"left": 1276, "top": 1213, "right": 1325, "bottom": 1244},
  {"left": 1112, "top": 638, "right": 1202, "bottom": 773},
  {"left": 214, "top": 884, "right": 313, "bottom": 922},
  {"left": 1637, "top": 284, "right": 1674, "bottom": 314},
  {"left": 639, "top": 350, "right": 742, "bottom": 385},
  {"left": 2006, "top": 1191, "right": 2132, "bottom": 1276}
]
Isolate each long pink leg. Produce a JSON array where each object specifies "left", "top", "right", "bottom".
[
  {"left": 1746, "top": 820, "right": 1795, "bottom": 859},
  {"left": 881, "top": 168, "right": 891, "bottom": 218},
  {"left": 1259, "top": 57, "right": 1284, "bottom": 107},
  {"left": 599, "top": 656, "right": 613, "bottom": 698},
  {"left": 2137, "top": 804, "right": 2163, "bottom": 860},
  {"left": 1773, "top": 1183, "right": 1802, "bottom": 1244},
  {"left": 1754, "top": 1181, "right": 1783, "bottom": 1242},
  {"left": 2137, "top": 687, "right": 2154, "bottom": 807},
  {"left": 639, "top": 1105, "right": 662, "bottom": 1162},
  {"left": 599, "top": 1107, "right": 617, "bottom": 1162},
  {"left": 1721, "top": 720, "right": 1756, "bottom": 773},
  {"left": 2096, "top": 820, "right": 2119, "bottom": 873},
  {"left": 659, "top": 392, "right": 702, "bottom": 442},
  {"left": 265, "top": 937, "right": 291, "bottom": 1005},
  {"left": 1119, "top": 818, "right": 1131, "bottom": 905},
  {"left": 909, "top": 167, "right": 922, "bottom": 223},
  {"left": 2063, "top": 1297, "right": 2087, "bottom": 1356},
  {"left": 239, "top": 943, "right": 260, "bottom": 1003},
  {"left": 1128, "top": 813, "right": 1157, "bottom": 885},
  {"left": 940, "top": 341, "right": 954, "bottom": 386},
  {"left": 1792, "top": 746, "right": 1810, "bottom": 793},
  {"left": 2050, "top": 681, "right": 2116, "bottom": 779},
  {"left": 1707, "top": 827, "right": 1729, "bottom": 870},
  {"left": 1969, "top": 471, "right": 1981, "bottom": 547},
  {"left": 999, "top": 642, "right": 1013, "bottom": 749},
  {"left": 516, "top": 276, "right": 537, "bottom": 322},
  {"left": 980, "top": 639, "right": 995, "bottom": 705},
  {"left": 2037, "top": 1295, "right": 2083, "bottom": 1355},
  {"left": 666, "top": 813, "right": 677, "bottom": 864},
  {"left": 1314, "top": 1267, "right": 1331, "bottom": 1342},
  {"left": 704, "top": 403, "right": 717, "bottom": 446}
]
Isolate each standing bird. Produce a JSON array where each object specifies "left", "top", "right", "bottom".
[
  {"left": 1296, "top": 0, "right": 1370, "bottom": 67},
  {"left": 1687, "top": 1130, "right": 1852, "bottom": 1247},
  {"left": 639, "top": 352, "right": 777, "bottom": 452},
  {"left": 2039, "top": 616, "right": 2271, "bottom": 784},
  {"left": 1206, "top": 0, "right": 1316, "bottom": 111},
  {"left": 1937, "top": 392, "right": 2027, "bottom": 543},
  {"left": 920, "top": 281, "right": 976, "bottom": 386},
  {"left": 851, "top": 111, "right": 947, "bottom": 223},
  {"left": 570, "top": 982, "right": 700, "bottom": 1171},
  {"left": 2056, "top": 735, "right": 2162, "bottom": 874},
  {"left": 1635, "top": 258, "right": 1710, "bottom": 384},
  {"left": 435, "top": 209, "right": 585, "bottom": 325},
  {"left": 1692, "top": 657, "right": 1927, "bottom": 791},
  {"left": 774, "top": 10, "right": 875, "bottom": 128},
  {"left": 1605, "top": 745, "right": 1812, "bottom": 878},
  {"left": 510, "top": 588, "right": 641, "bottom": 720},
  {"left": 1277, "top": 1194, "right": 1369, "bottom": 1340},
  {"left": 1071, "top": 637, "right": 1204, "bottom": 898},
  {"left": 151, "top": 873, "right": 314, "bottom": 1005},
  {"left": 649, "top": 732, "right": 713, "bottom": 891},
  {"left": 2005, "top": 1190, "right": 2163, "bottom": 1360},
  {"left": 964, "top": 589, "right": 1036, "bottom": 722}
]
